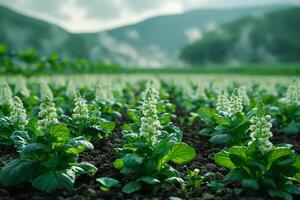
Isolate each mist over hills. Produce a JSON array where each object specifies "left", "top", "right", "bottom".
[
  {"left": 0, "top": 4, "right": 295, "bottom": 67},
  {"left": 180, "top": 7, "right": 300, "bottom": 65}
]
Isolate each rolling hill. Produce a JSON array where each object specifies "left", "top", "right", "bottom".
[
  {"left": 180, "top": 7, "right": 300, "bottom": 65},
  {"left": 0, "top": 4, "right": 294, "bottom": 67}
]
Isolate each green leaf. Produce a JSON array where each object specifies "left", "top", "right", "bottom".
[
  {"left": 165, "top": 177, "right": 185, "bottom": 188},
  {"left": 66, "top": 136, "right": 94, "bottom": 154},
  {"left": 229, "top": 146, "right": 247, "bottom": 166},
  {"left": 162, "top": 143, "right": 196, "bottom": 165},
  {"left": 32, "top": 171, "right": 75, "bottom": 193},
  {"left": 152, "top": 134, "right": 175, "bottom": 159},
  {"left": 266, "top": 147, "right": 293, "bottom": 165},
  {"left": 269, "top": 190, "right": 293, "bottom": 200},
  {"left": 123, "top": 154, "right": 143, "bottom": 168},
  {"left": 241, "top": 179, "right": 259, "bottom": 190},
  {"left": 159, "top": 113, "right": 172, "bottom": 124},
  {"left": 10, "top": 130, "right": 30, "bottom": 150},
  {"left": 122, "top": 181, "right": 142, "bottom": 193},
  {"left": 49, "top": 124, "right": 70, "bottom": 146},
  {"left": 214, "top": 150, "right": 235, "bottom": 169},
  {"left": 209, "top": 133, "right": 232, "bottom": 144},
  {"left": 22, "top": 143, "right": 50, "bottom": 154},
  {"left": 127, "top": 109, "right": 139, "bottom": 122},
  {"left": 0, "top": 159, "right": 38, "bottom": 186},
  {"left": 113, "top": 159, "right": 124, "bottom": 169},
  {"left": 96, "top": 177, "right": 120, "bottom": 188},
  {"left": 99, "top": 119, "right": 116, "bottom": 132},
  {"left": 225, "top": 168, "right": 249, "bottom": 182},
  {"left": 207, "top": 181, "right": 224, "bottom": 189},
  {"left": 137, "top": 176, "right": 160, "bottom": 185},
  {"left": 283, "top": 184, "right": 300, "bottom": 195},
  {"left": 282, "top": 123, "right": 299, "bottom": 136},
  {"left": 76, "top": 162, "right": 97, "bottom": 175}
]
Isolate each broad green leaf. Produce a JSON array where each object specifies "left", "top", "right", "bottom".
[
  {"left": 10, "top": 130, "right": 30, "bottom": 150},
  {"left": 123, "top": 154, "right": 143, "bottom": 168},
  {"left": 99, "top": 119, "right": 116, "bottom": 132},
  {"left": 49, "top": 124, "right": 70, "bottom": 146},
  {"left": 269, "top": 190, "right": 293, "bottom": 200},
  {"left": 159, "top": 113, "right": 172, "bottom": 124},
  {"left": 162, "top": 143, "right": 196, "bottom": 165},
  {"left": 229, "top": 146, "right": 248, "bottom": 166},
  {"left": 225, "top": 168, "right": 249, "bottom": 182},
  {"left": 214, "top": 150, "right": 235, "bottom": 169},
  {"left": 75, "top": 162, "right": 97, "bottom": 175},
  {"left": 0, "top": 159, "right": 38, "bottom": 186},
  {"left": 66, "top": 136, "right": 94, "bottom": 154},
  {"left": 137, "top": 176, "right": 160, "bottom": 185},
  {"left": 122, "top": 181, "right": 142, "bottom": 193},
  {"left": 209, "top": 133, "right": 232, "bottom": 144},
  {"left": 96, "top": 177, "right": 120, "bottom": 188},
  {"left": 22, "top": 143, "right": 50, "bottom": 154},
  {"left": 127, "top": 109, "right": 139, "bottom": 122},
  {"left": 32, "top": 170, "right": 75, "bottom": 193},
  {"left": 241, "top": 179, "right": 259, "bottom": 190},
  {"left": 266, "top": 147, "right": 293, "bottom": 165},
  {"left": 152, "top": 134, "right": 175, "bottom": 159},
  {"left": 283, "top": 184, "right": 300, "bottom": 195},
  {"left": 282, "top": 123, "right": 299, "bottom": 136}
]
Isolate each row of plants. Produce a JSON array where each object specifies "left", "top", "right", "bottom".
[
  {"left": 0, "top": 44, "right": 120, "bottom": 75},
  {"left": 0, "top": 76, "right": 299, "bottom": 199}
]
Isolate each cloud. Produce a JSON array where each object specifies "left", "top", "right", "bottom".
[
  {"left": 0, "top": 0, "right": 300, "bottom": 32},
  {"left": 185, "top": 27, "right": 203, "bottom": 43}
]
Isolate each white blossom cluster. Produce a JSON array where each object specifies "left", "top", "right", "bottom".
[
  {"left": 65, "top": 80, "right": 77, "bottom": 98},
  {"left": 9, "top": 96, "right": 28, "bottom": 130},
  {"left": 40, "top": 81, "right": 54, "bottom": 101},
  {"left": 284, "top": 80, "right": 299, "bottom": 104},
  {"left": 95, "top": 84, "right": 114, "bottom": 102},
  {"left": 139, "top": 87, "right": 161, "bottom": 146},
  {"left": 72, "top": 92, "right": 89, "bottom": 125},
  {"left": 0, "top": 82, "right": 13, "bottom": 106},
  {"left": 216, "top": 89, "right": 243, "bottom": 117},
  {"left": 248, "top": 107, "right": 273, "bottom": 153},
  {"left": 229, "top": 89, "right": 243, "bottom": 116},
  {"left": 38, "top": 98, "right": 59, "bottom": 132},
  {"left": 14, "top": 78, "right": 30, "bottom": 97},
  {"left": 238, "top": 87, "right": 250, "bottom": 106},
  {"left": 216, "top": 90, "right": 230, "bottom": 116}
]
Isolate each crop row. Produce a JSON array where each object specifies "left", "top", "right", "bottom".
[{"left": 0, "top": 76, "right": 299, "bottom": 199}]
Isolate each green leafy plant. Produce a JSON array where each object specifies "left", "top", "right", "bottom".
[
  {"left": 62, "top": 91, "right": 116, "bottom": 141},
  {"left": 0, "top": 98, "right": 97, "bottom": 193},
  {"left": 214, "top": 102, "right": 300, "bottom": 200},
  {"left": 271, "top": 80, "right": 300, "bottom": 135},
  {"left": 0, "top": 96, "right": 28, "bottom": 146},
  {"left": 113, "top": 87, "right": 196, "bottom": 193},
  {"left": 199, "top": 89, "right": 252, "bottom": 145}
]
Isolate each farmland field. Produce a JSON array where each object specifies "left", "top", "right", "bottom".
[{"left": 0, "top": 74, "right": 299, "bottom": 200}]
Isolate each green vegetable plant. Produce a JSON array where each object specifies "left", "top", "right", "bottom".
[
  {"left": 214, "top": 102, "right": 300, "bottom": 200},
  {"left": 0, "top": 96, "right": 28, "bottom": 146},
  {"left": 199, "top": 89, "right": 252, "bottom": 146},
  {"left": 62, "top": 91, "right": 116, "bottom": 141},
  {"left": 0, "top": 98, "right": 97, "bottom": 193},
  {"left": 271, "top": 80, "right": 300, "bottom": 135},
  {"left": 113, "top": 87, "right": 196, "bottom": 193}
]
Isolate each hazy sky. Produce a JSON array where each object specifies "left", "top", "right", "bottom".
[{"left": 1, "top": 0, "right": 300, "bottom": 32}]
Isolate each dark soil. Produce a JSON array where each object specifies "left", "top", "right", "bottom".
[{"left": 0, "top": 118, "right": 299, "bottom": 200}]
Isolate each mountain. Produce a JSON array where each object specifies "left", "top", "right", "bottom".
[
  {"left": 0, "top": 4, "right": 294, "bottom": 67},
  {"left": 96, "top": 5, "right": 291, "bottom": 67},
  {"left": 180, "top": 7, "right": 300, "bottom": 65}
]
